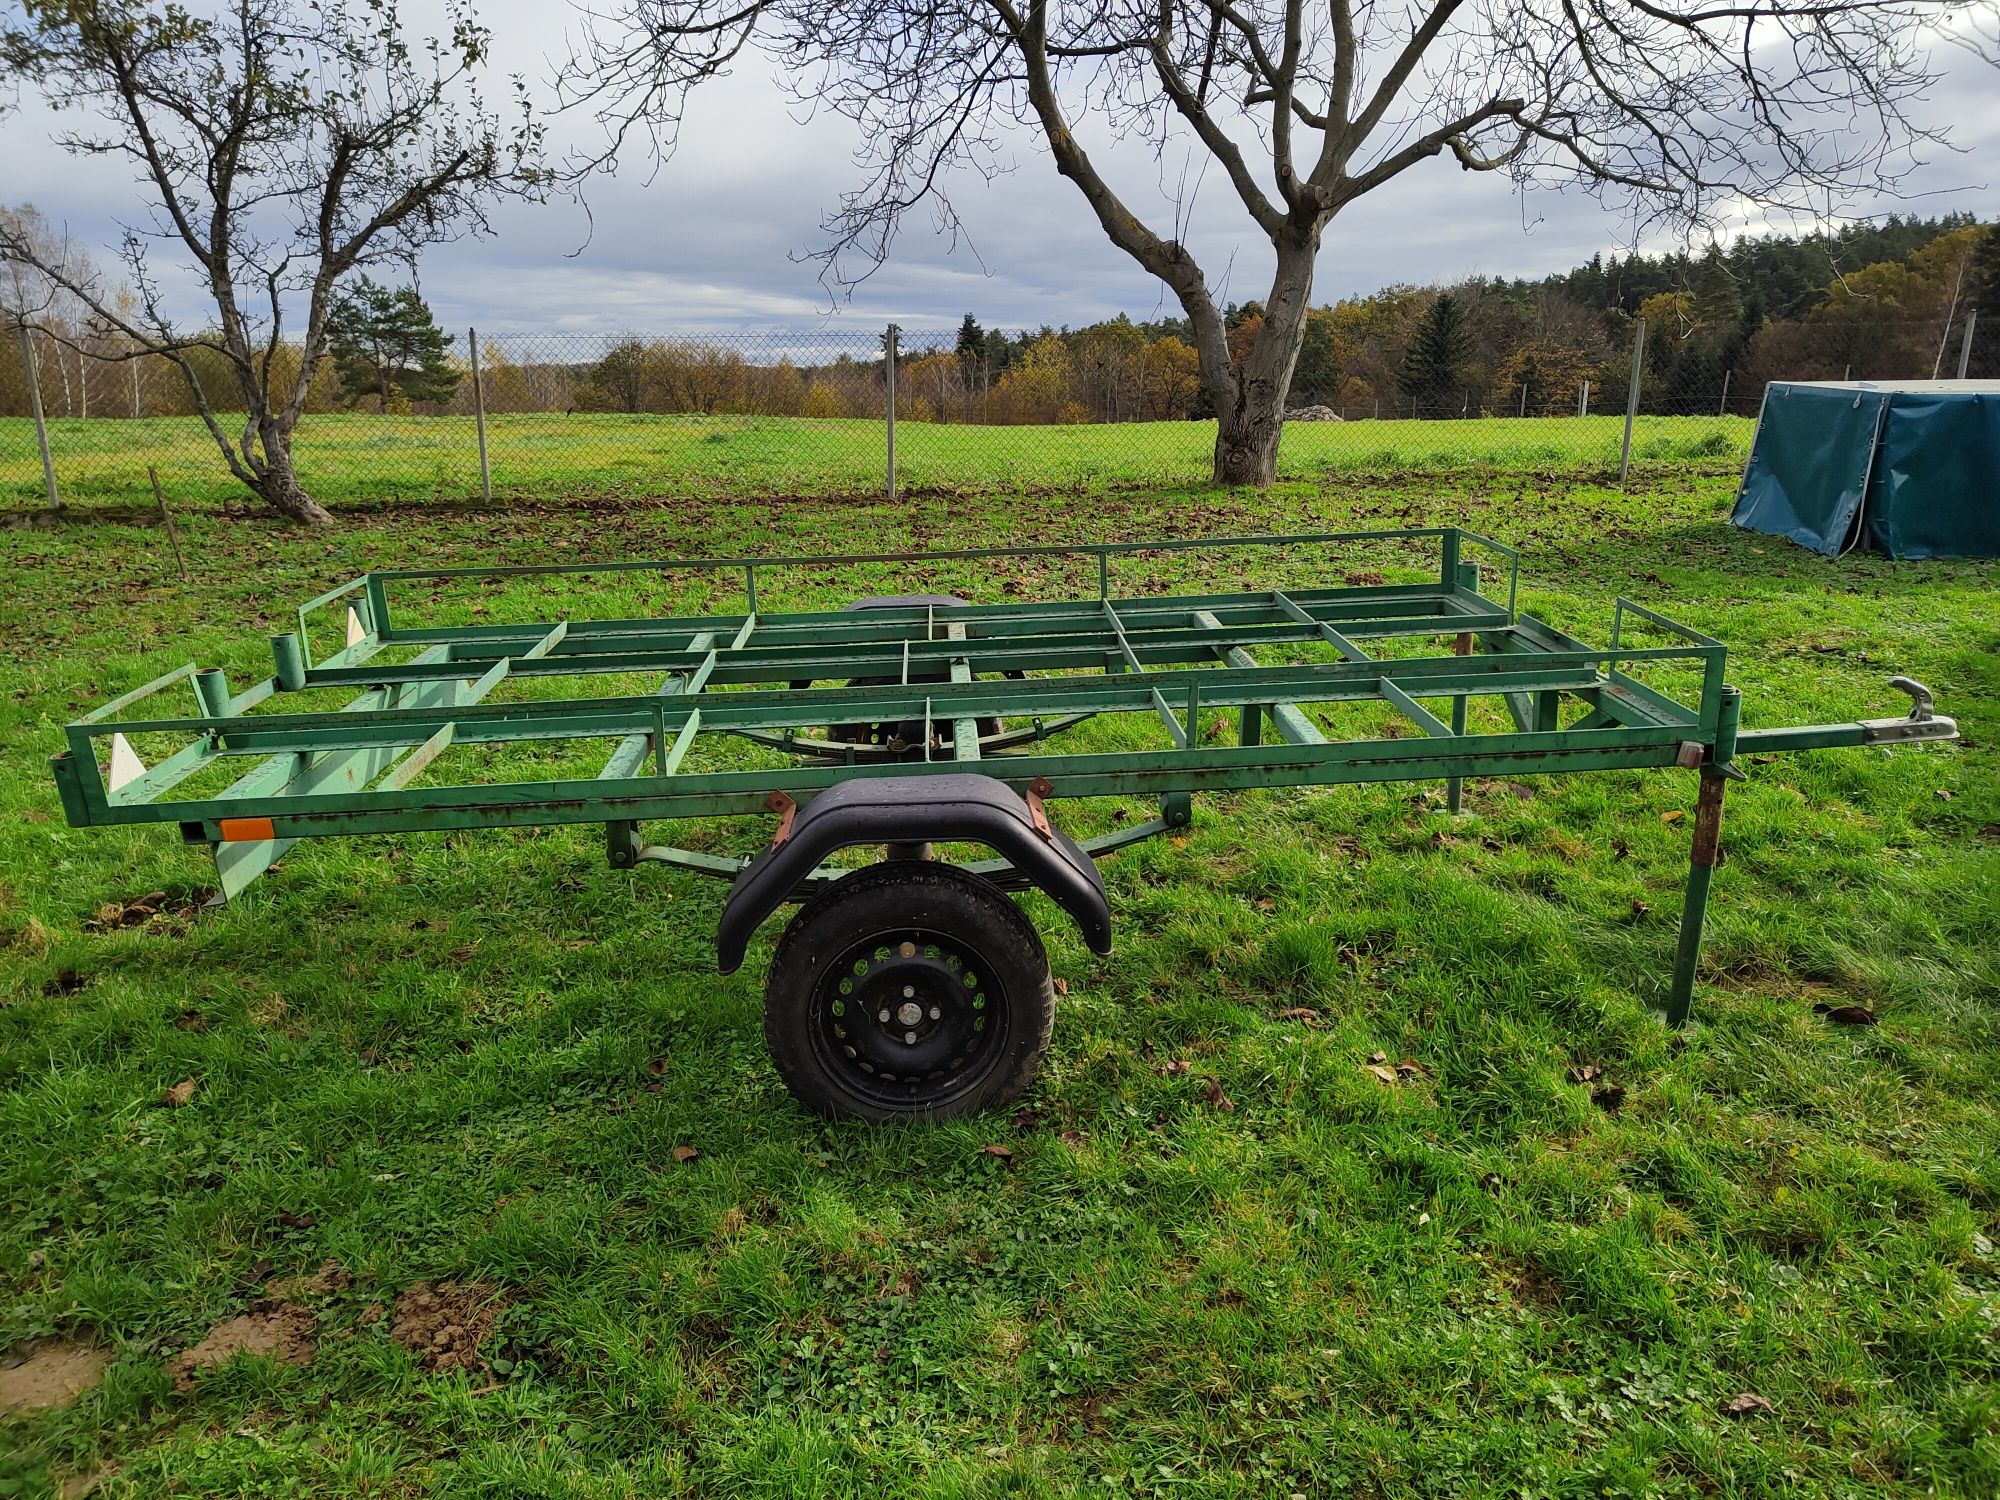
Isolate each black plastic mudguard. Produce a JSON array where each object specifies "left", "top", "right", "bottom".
[{"left": 715, "top": 774, "right": 1112, "bottom": 974}]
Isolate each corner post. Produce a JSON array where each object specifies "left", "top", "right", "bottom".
[
  {"left": 1619, "top": 318, "right": 1646, "bottom": 487},
  {"left": 885, "top": 322, "right": 899, "bottom": 504},
  {"left": 469, "top": 327, "right": 492, "bottom": 503},
  {"left": 1665, "top": 687, "right": 1739, "bottom": 1026},
  {"left": 18, "top": 325, "right": 59, "bottom": 511}
]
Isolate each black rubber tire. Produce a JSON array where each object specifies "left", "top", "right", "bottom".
[{"left": 763, "top": 862, "right": 1055, "bottom": 1123}]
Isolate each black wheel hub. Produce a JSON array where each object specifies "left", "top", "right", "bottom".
[{"left": 811, "top": 932, "right": 1005, "bottom": 1106}]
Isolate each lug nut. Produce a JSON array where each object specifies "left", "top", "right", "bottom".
[
  {"left": 903, "top": 1031, "right": 917, "bottom": 1044},
  {"left": 929, "top": 1007, "right": 941, "bottom": 1020},
  {"left": 878, "top": 1009, "right": 890, "bottom": 1023}
]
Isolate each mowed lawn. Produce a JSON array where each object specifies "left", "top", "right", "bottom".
[
  {"left": 1, "top": 473, "right": 1996, "bottom": 1498},
  {"left": 0, "top": 410, "right": 1751, "bottom": 510}
]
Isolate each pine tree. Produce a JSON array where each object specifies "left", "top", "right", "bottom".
[
  {"left": 1966, "top": 225, "right": 2000, "bottom": 379},
  {"left": 327, "top": 277, "right": 461, "bottom": 411},
  {"left": 1398, "top": 293, "right": 1472, "bottom": 416},
  {"left": 1690, "top": 245, "right": 1741, "bottom": 332},
  {"left": 955, "top": 314, "right": 985, "bottom": 360}
]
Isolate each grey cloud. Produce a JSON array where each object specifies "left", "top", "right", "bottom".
[{"left": 4, "top": 0, "right": 1995, "bottom": 334}]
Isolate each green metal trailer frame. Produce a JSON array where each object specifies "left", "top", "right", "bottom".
[{"left": 51, "top": 527, "right": 1957, "bottom": 1041}]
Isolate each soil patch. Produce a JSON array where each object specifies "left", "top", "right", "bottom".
[
  {"left": 0, "top": 1340, "right": 112, "bottom": 1414},
  {"left": 169, "top": 1304, "right": 315, "bottom": 1390},
  {"left": 391, "top": 1281, "right": 509, "bottom": 1373}
]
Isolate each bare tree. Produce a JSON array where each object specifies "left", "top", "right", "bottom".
[
  {"left": 562, "top": 0, "right": 1986, "bottom": 486},
  {"left": 0, "top": 0, "right": 546, "bottom": 523}
]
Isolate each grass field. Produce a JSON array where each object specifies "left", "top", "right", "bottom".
[
  {"left": 0, "top": 410, "right": 1752, "bottom": 510},
  {"left": 1, "top": 473, "right": 1996, "bottom": 1497}
]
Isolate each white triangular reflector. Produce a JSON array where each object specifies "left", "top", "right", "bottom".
[
  {"left": 109, "top": 732, "right": 146, "bottom": 792},
  {"left": 346, "top": 605, "right": 366, "bottom": 647}
]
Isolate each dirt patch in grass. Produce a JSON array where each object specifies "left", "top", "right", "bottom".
[
  {"left": 169, "top": 1304, "right": 315, "bottom": 1390},
  {"left": 390, "top": 1281, "right": 509, "bottom": 1373},
  {"left": 0, "top": 1339, "right": 112, "bottom": 1414}
]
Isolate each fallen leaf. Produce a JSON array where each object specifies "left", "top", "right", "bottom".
[
  {"left": 1568, "top": 1064, "right": 1604, "bottom": 1083},
  {"left": 1200, "top": 1076, "right": 1235, "bottom": 1112},
  {"left": 1158, "top": 1057, "right": 1191, "bottom": 1075},
  {"left": 671, "top": 1145, "right": 700, "bottom": 1164},
  {"left": 234, "top": 1259, "right": 276, "bottom": 1296},
  {"left": 1368, "top": 1050, "right": 1388, "bottom": 1065},
  {"left": 276, "top": 1211, "right": 317, "bottom": 1230},
  {"left": 1053, "top": 977, "right": 1069, "bottom": 997},
  {"left": 161, "top": 1079, "right": 197, "bottom": 1108},
  {"left": 1277, "top": 1007, "right": 1319, "bottom": 1023},
  {"left": 1720, "top": 1391, "right": 1774, "bottom": 1417},
  {"left": 979, "top": 1144, "right": 1015, "bottom": 1166},
  {"left": 1058, "top": 1130, "right": 1087, "bottom": 1148},
  {"left": 1935, "top": 787, "right": 1955, "bottom": 802},
  {"left": 1364, "top": 1063, "right": 1398, "bottom": 1085},
  {"left": 1590, "top": 1084, "right": 1626, "bottom": 1112},
  {"left": 1254, "top": 896, "right": 1276, "bottom": 912},
  {"left": 647, "top": 1057, "right": 667, "bottom": 1075},
  {"left": 1394, "top": 1058, "right": 1426, "bottom": 1078},
  {"left": 1011, "top": 1107, "right": 1040, "bottom": 1133},
  {"left": 1611, "top": 839, "right": 1631, "bottom": 859},
  {"left": 1813, "top": 1003, "right": 1877, "bottom": 1026},
  {"left": 1630, "top": 899, "right": 1651, "bottom": 917},
  {"left": 1661, "top": 810, "right": 1685, "bottom": 825}
]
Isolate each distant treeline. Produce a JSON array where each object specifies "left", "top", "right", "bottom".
[{"left": 3, "top": 215, "right": 1991, "bottom": 424}]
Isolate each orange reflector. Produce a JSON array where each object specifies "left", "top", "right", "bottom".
[{"left": 218, "top": 816, "right": 276, "bottom": 843}]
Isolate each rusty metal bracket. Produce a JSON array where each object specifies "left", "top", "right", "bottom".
[
  {"left": 765, "top": 789, "right": 798, "bottom": 849},
  {"left": 1024, "top": 776, "right": 1055, "bottom": 842}
]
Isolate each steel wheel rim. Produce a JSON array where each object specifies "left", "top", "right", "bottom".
[{"left": 807, "top": 925, "right": 1012, "bottom": 1110}]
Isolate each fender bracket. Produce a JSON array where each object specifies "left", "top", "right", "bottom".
[{"left": 716, "top": 773, "right": 1112, "bottom": 974}]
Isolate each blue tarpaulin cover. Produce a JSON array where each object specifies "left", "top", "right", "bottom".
[{"left": 1731, "top": 381, "right": 2000, "bottom": 559}]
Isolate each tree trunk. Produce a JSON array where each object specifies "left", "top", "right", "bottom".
[
  {"left": 252, "top": 445, "right": 334, "bottom": 526},
  {"left": 1209, "top": 241, "right": 1317, "bottom": 488}
]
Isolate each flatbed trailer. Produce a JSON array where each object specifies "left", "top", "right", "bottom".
[{"left": 51, "top": 529, "right": 1958, "bottom": 1121}]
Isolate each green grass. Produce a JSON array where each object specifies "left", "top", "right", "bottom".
[
  {"left": 0, "top": 410, "right": 1753, "bottom": 510},
  {"left": 2, "top": 474, "right": 1996, "bottom": 1497}
]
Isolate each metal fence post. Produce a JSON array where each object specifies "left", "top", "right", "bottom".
[
  {"left": 469, "top": 326, "right": 492, "bottom": 503},
  {"left": 17, "top": 325, "right": 60, "bottom": 511},
  {"left": 1619, "top": 317, "right": 1646, "bottom": 486},
  {"left": 1717, "top": 368, "right": 1731, "bottom": 416},
  {"left": 130, "top": 357, "right": 141, "bottom": 419},
  {"left": 885, "top": 322, "right": 899, "bottom": 504},
  {"left": 1957, "top": 309, "right": 1977, "bottom": 380}
]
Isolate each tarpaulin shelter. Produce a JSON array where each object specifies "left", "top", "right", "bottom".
[{"left": 1730, "top": 380, "right": 2000, "bottom": 559}]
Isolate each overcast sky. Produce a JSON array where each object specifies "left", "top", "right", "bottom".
[{"left": 3, "top": 1, "right": 1996, "bottom": 338}]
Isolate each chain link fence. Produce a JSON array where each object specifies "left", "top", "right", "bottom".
[{"left": 0, "top": 313, "right": 1982, "bottom": 512}]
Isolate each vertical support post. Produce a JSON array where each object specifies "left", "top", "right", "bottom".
[
  {"left": 1665, "top": 773, "right": 1728, "bottom": 1027},
  {"left": 194, "top": 668, "right": 233, "bottom": 718},
  {"left": 1957, "top": 309, "right": 1977, "bottom": 380},
  {"left": 885, "top": 322, "right": 899, "bottom": 504},
  {"left": 1717, "top": 368, "right": 1731, "bottom": 417},
  {"left": 1240, "top": 703, "right": 1263, "bottom": 746},
  {"left": 1446, "top": 630, "right": 1473, "bottom": 814},
  {"left": 363, "top": 574, "right": 392, "bottom": 641},
  {"left": 1620, "top": 318, "right": 1646, "bottom": 486},
  {"left": 271, "top": 634, "right": 307, "bottom": 692},
  {"left": 131, "top": 357, "right": 141, "bottom": 419},
  {"left": 1519, "top": 382, "right": 1528, "bottom": 417},
  {"left": 18, "top": 326, "right": 59, "bottom": 511},
  {"left": 468, "top": 327, "right": 492, "bottom": 503}
]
